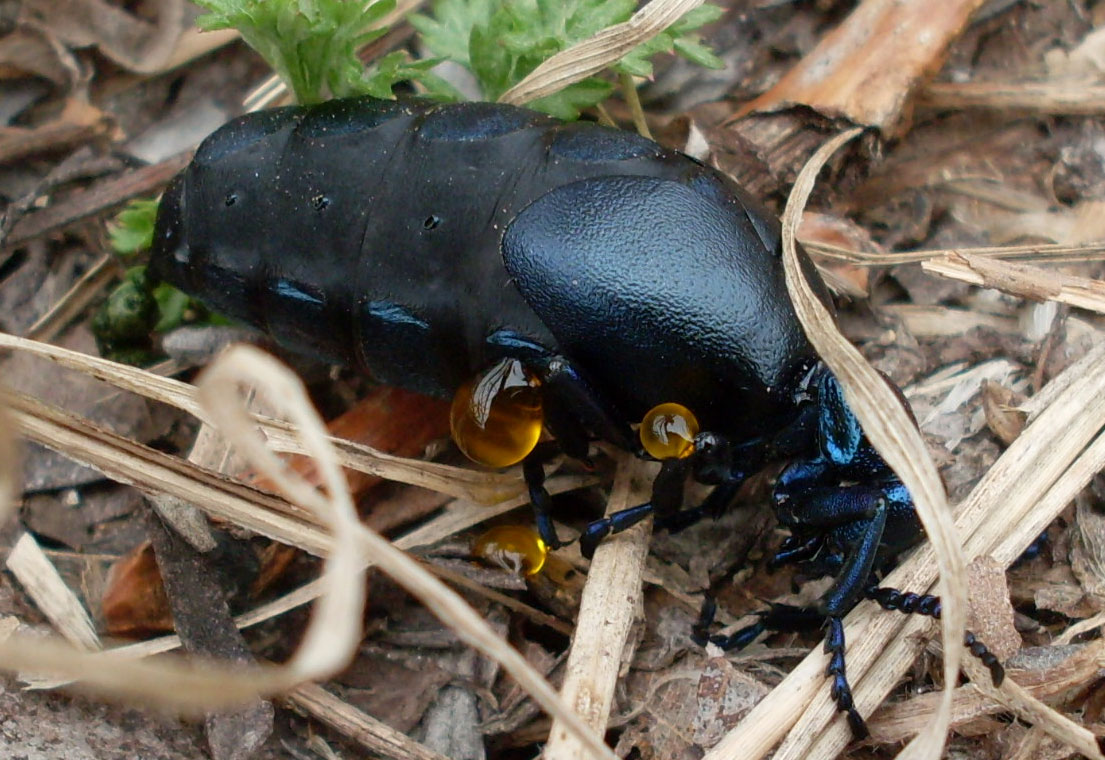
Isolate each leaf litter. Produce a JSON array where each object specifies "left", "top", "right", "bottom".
[{"left": 2, "top": 1, "right": 1105, "bottom": 759}]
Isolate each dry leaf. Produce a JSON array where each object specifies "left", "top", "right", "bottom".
[{"left": 21, "top": 0, "right": 187, "bottom": 74}]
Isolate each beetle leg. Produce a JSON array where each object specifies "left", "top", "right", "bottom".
[
  {"left": 527, "top": 355, "right": 635, "bottom": 452},
  {"left": 815, "top": 497, "right": 889, "bottom": 740},
  {"left": 775, "top": 472, "right": 910, "bottom": 532},
  {"left": 522, "top": 441, "right": 569, "bottom": 550},
  {"left": 864, "top": 586, "right": 1005, "bottom": 686},
  {"left": 580, "top": 447, "right": 749, "bottom": 557},
  {"left": 693, "top": 596, "right": 824, "bottom": 650},
  {"left": 769, "top": 533, "right": 825, "bottom": 568},
  {"left": 964, "top": 631, "right": 1005, "bottom": 686},
  {"left": 517, "top": 365, "right": 609, "bottom": 550},
  {"left": 657, "top": 479, "right": 743, "bottom": 534},
  {"left": 578, "top": 457, "right": 687, "bottom": 558}
]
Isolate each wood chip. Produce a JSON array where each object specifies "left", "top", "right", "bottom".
[
  {"left": 544, "top": 456, "right": 653, "bottom": 759},
  {"left": 6, "top": 532, "right": 100, "bottom": 652}
]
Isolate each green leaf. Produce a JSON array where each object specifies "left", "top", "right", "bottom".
[
  {"left": 673, "top": 37, "right": 723, "bottom": 70},
  {"left": 672, "top": 4, "right": 724, "bottom": 31},
  {"left": 92, "top": 267, "right": 158, "bottom": 343},
  {"left": 527, "top": 79, "right": 613, "bottom": 121},
  {"left": 108, "top": 198, "right": 159, "bottom": 256},
  {"left": 194, "top": 0, "right": 439, "bottom": 103},
  {"left": 152, "top": 283, "right": 197, "bottom": 333},
  {"left": 410, "top": 0, "right": 497, "bottom": 66},
  {"left": 414, "top": 0, "right": 723, "bottom": 117}
]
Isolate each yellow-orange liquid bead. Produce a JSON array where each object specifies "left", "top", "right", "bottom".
[
  {"left": 474, "top": 524, "right": 548, "bottom": 575},
  {"left": 451, "top": 358, "right": 543, "bottom": 467},
  {"left": 640, "top": 402, "right": 699, "bottom": 459}
]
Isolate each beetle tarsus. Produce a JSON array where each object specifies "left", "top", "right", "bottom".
[
  {"left": 866, "top": 585, "right": 1006, "bottom": 687},
  {"left": 523, "top": 442, "right": 566, "bottom": 550},
  {"left": 825, "top": 616, "right": 869, "bottom": 739},
  {"left": 579, "top": 505, "right": 646, "bottom": 558},
  {"left": 965, "top": 631, "right": 1005, "bottom": 686},
  {"left": 864, "top": 585, "right": 941, "bottom": 617}
]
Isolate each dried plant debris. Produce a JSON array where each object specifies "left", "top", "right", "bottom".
[{"left": 2, "top": 1, "right": 1105, "bottom": 759}]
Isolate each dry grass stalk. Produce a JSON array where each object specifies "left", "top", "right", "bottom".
[
  {"left": 0, "top": 404, "right": 17, "bottom": 523},
  {"left": 1054, "top": 610, "right": 1105, "bottom": 645},
  {"left": 5, "top": 532, "right": 100, "bottom": 652},
  {"left": 151, "top": 418, "right": 236, "bottom": 551},
  {"left": 500, "top": 0, "right": 703, "bottom": 106},
  {"left": 24, "top": 472, "right": 589, "bottom": 689},
  {"left": 195, "top": 348, "right": 367, "bottom": 681},
  {"left": 5, "top": 387, "right": 337, "bottom": 555},
  {"left": 1006, "top": 726, "right": 1049, "bottom": 760},
  {"left": 0, "top": 347, "right": 372, "bottom": 711},
  {"left": 0, "top": 331, "right": 523, "bottom": 504},
  {"left": 922, "top": 252, "right": 1105, "bottom": 314},
  {"left": 544, "top": 456, "right": 653, "bottom": 759},
  {"left": 962, "top": 656, "right": 1101, "bottom": 759},
  {"left": 919, "top": 80, "right": 1105, "bottom": 115},
  {"left": 8, "top": 380, "right": 591, "bottom": 563},
  {"left": 25, "top": 254, "right": 120, "bottom": 343},
  {"left": 396, "top": 479, "right": 590, "bottom": 547},
  {"left": 868, "top": 639, "right": 1105, "bottom": 743},
  {"left": 805, "top": 239, "right": 1105, "bottom": 266},
  {"left": 878, "top": 304, "right": 1016, "bottom": 337},
  {"left": 285, "top": 683, "right": 452, "bottom": 760},
  {"left": 5, "top": 383, "right": 589, "bottom": 633}
]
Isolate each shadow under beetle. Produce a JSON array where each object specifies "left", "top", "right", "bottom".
[{"left": 148, "top": 95, "right": 1003, "bottom": 738}]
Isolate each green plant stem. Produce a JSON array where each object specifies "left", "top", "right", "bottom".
[
  {"left": 620, "top": 73, "right": 651, "bottom": 139},
  {"left": 593, "top": 102, "right": 617, "bottom": 128}
]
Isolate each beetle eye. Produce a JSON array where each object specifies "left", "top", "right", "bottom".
[
  {"left": 451, "top": 358, "right": 543, "bottom": 467},
  {"left": 639, "top": 402, "right": 699, "bottom": 459},
  {"left": 473, "top": 524, "right": 547, "bottom": 575}
]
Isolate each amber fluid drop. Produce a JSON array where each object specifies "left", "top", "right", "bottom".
[
  {"left": 451, "top": 358, "right": 543, "bottom": 467},
  {"left": 473, "top": 524, "right": 548, "bottom": 575},
  {"left": 639, "top": 402, "right": 699, "bottom": 459}
]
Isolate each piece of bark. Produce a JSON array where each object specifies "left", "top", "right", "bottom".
[
  {"left": 421, "top": 649, "right": 486, "bottom": 760},
  {"left": 735, "top": 0, "right": 989, "bottom": 136},
  {"left": 145, "top": 510, "right": 274, "bottom": 760}
]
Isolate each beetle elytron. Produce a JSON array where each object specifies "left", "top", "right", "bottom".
[{"left": 148, "top": 95, "right": 1001, "bottom": 738}]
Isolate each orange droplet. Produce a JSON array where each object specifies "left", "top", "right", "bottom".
[
  {"left": 451, "top": 358, "right": 543, "bottom": 467},
  {"left": 640, "top": 402, "right": 699, "bottom": 459},
  {"left": 474, "top": 524, "right": 548, "bottom": 575}
]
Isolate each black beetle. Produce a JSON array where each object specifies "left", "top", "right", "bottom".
[{"left": 148, "top": 95, "right": 1001, "bottom": 738}]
